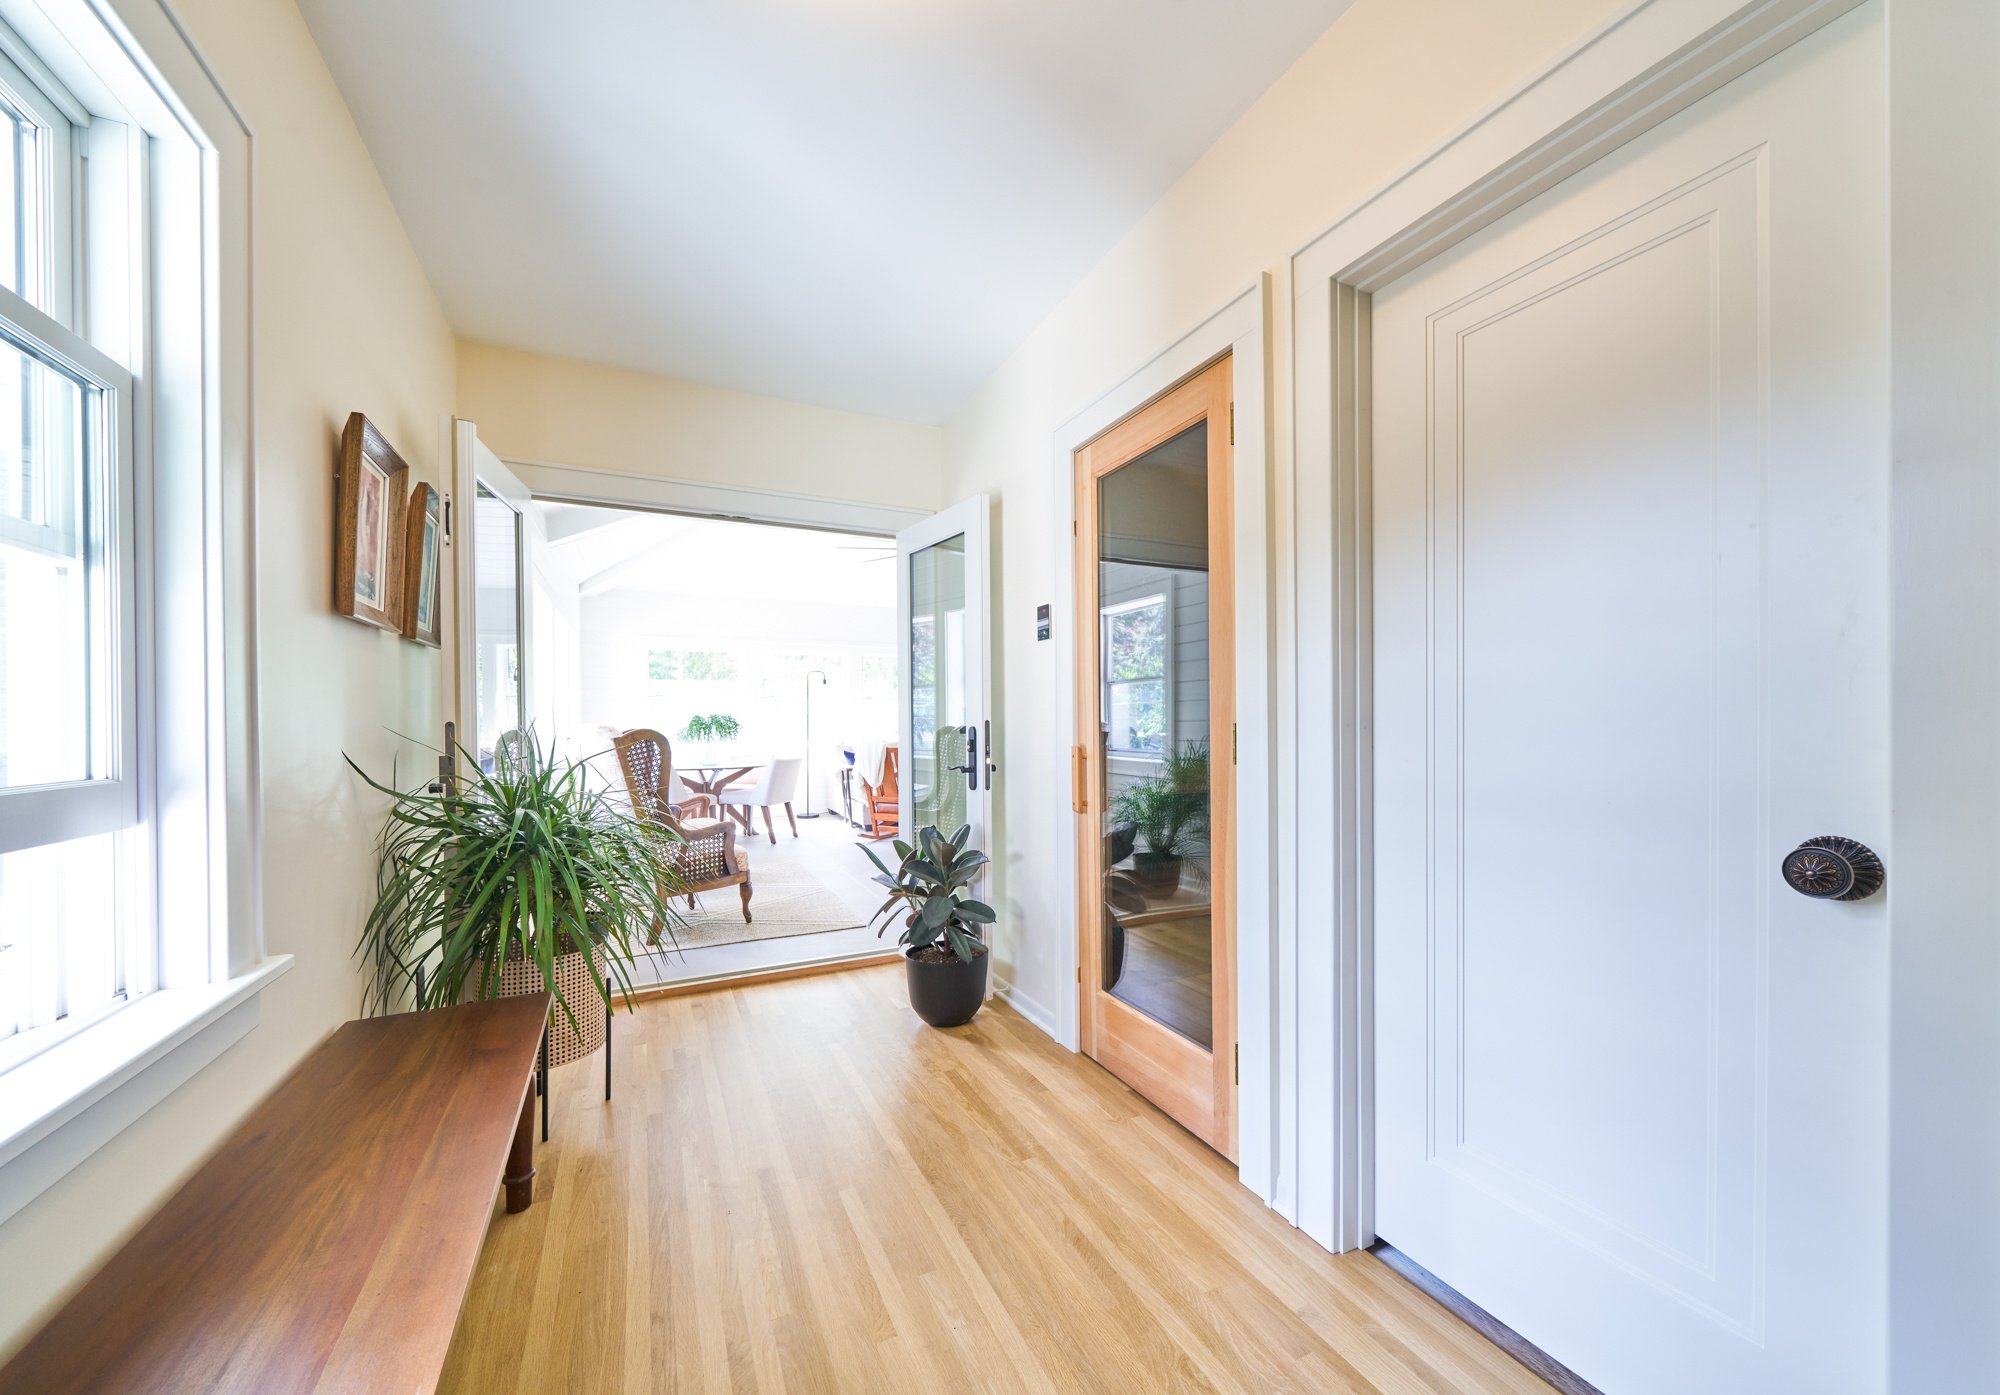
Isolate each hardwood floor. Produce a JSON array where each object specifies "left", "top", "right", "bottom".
[{"left": 440, "top": 965, "right": 1557, "bottom": 1395}]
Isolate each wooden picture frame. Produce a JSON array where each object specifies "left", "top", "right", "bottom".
[
  {"left": 401, "top": 481, "right": 443, "bottom": 646},
  {"left": 335, "top": 413, "right": 409, "bottom": 632}
]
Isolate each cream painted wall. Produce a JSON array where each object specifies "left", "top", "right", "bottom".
[
  {"left": 940, "top": 0, "right": 1627, "bottom": 1024},
  {"left": 0, "top": 0, "right": 457, "bottom": 1356},
  {"left": 458, "top": 340, "right": 947, "bottom": 512}
]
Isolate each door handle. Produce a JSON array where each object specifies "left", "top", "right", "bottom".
[
  {"left": 1781, "top": 836, "right": 1884, "bottom": 901},
  {"left": 950, "top": 724, "right": 979, "bottom": 791}
]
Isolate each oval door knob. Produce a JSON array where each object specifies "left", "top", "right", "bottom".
[{"left": 1781, "top": 836, "right": 1885, "bottom": 901}]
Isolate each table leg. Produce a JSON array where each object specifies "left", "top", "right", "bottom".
[{"left": 504, "top": 1076, "right": 536, "bottom": 1213}]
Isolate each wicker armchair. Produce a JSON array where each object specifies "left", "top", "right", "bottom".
[
  {"left": 611, "top": 728, "right": 753, "bottom": 924},
  {"left": 599, "top": 725, "right": 713, "bottom": 821}
]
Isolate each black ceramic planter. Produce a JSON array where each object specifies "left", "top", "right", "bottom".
[
  {"left": 1129, "top": 854, "right": 1183, "bottom": 893},
  {"left": 904, "top": 945, "right": 989, "bottom": 1028}
]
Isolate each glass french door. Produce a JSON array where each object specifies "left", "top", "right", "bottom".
[
  {"left": 895, "top": 495, "right": 991, "bottom": 863},
  {"left": 1074, "top": 355, "right": 1235, "bottom": 1159},
  {"left": 449, "top": 419, "right": 535, "bottom": 773}
]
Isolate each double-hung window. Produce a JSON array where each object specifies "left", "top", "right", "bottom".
[
  {"left": 1101, "top": 594, "right": 1169, "bottom": 756},
  {"left": 0, "top": 38, "right": 141, "bottom": 1074}
]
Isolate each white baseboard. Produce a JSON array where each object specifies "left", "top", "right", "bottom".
[{"left": 992, "top": 979, "right": 1061, "bottom": 1043}]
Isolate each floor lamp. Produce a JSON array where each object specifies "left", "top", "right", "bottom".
[{"left": 800, "top": 668, "right": 826, "bottom": 818}]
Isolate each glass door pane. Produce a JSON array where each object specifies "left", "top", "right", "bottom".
[
  {"left": 908, "top": 534, "right": 967, "bottom": 836},
  {"left": 1098, "top": 421, "right": 1212, "bottom": 1047},
  {"left": 473, "top": 483, "right": 523, "bottom": 772}
]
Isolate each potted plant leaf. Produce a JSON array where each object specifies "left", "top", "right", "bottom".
[
  {"left": 350, "top": 732, "right": 681, "bottom": 1063},
  {"left": 860, "top": 823, "right": 995, "bottom": 1028},
  {"left": 1107, "top": 740, "right": 1209, "bottom": 893},
  {"left": 678, "top": 713, "right": 741, "bottom": 744}
]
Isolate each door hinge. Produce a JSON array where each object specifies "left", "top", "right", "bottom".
[
  {"left": 1229, "top": 403, "right": 1235, "bottom": 446},
  {"left": 1077, "top": 965, "right": 1082, "bottom": 984},
  {"left": 1231, "top": 723, "right": 1238, "bottom": 765},
  {"left": 1234, "top": 1043, "right": 1239, "bottom": 1084}
]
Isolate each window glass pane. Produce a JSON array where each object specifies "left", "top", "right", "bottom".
[
  {"left": 474, "top": 486, "right": 522, "bottom": 772},
  {"left": 1108, "top": 602, "right": 1166, "bottom": 680},
  {"left": 0, "top": 79, "right": 57, "bottom": 311},
  {"left": 0, "top": 830, "right": 120, "bottom": 1047},
  {"left": 0, "top": 342, "right": 94, "bottom": 788},
  {"left": 1108, "top": 679, "right": 1166, "bottom": 753},
  {"left": 0, "top": 106, "right": 19, "bottom": 301}
]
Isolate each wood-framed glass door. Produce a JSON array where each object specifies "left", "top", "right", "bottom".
[{"left": 1074, "top": 355, "right": 1235, "bottom": 1159}]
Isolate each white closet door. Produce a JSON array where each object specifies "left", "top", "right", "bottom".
[{"left": 1371, "top": 9, "right": 1887, "bottom": 1393}]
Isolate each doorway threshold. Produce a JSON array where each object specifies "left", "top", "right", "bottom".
[{"left": 630, "top": 926, "right": 894, "bottom": 998}]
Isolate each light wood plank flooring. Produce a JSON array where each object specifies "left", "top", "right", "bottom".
[{"left": 440, "top": 965, "right": 1556, "bottom": 1395}]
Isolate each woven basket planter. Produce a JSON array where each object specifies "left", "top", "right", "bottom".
[{"left": 484, "top": 948, "right": 606, "bottom": 1067}]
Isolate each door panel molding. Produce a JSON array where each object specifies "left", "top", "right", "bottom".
[{"left": 1382, "top": 153, "right": 1772, "bottom": 1333}]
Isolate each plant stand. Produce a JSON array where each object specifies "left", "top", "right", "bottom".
[{"left": 532, "top": 977, "right": 614, "bottom": 1142}]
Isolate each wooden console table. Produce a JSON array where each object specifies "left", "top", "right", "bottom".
[{"left": 0, "top": 992, "right": 551, "bottom": 1395}]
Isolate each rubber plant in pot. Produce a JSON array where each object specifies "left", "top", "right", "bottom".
[
  {"left": 861, "top": 824, "right": 995, "bottom": 1028},
  {"left": 350, "top": 733, "right": 680, "bottom": 1063},
  {"left": 1107, "top": 740, "right": 1210, "bottom": 894}
]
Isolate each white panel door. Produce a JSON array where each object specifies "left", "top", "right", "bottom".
[
  {"left": 1372, "top": 9, "right": 1886, "bottom": 1395},
  {"left": 896, "top": 495, "right": 992, "bottom": 856}
]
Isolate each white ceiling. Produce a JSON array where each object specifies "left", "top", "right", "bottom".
[
  {"left": 297, "top": 0, "right": 1352, "bottom": 422},
  {"left": 539, "top": 504, "right": 896, "bottom": 608}
]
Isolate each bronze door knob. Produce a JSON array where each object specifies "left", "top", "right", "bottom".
[{"left": 1781, "top": 836, "right": 1884, "bottom": 901}]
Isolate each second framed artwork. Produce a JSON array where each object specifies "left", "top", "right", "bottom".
[{"left": 402, "top": 481, "right": 442, "bottom": 646}]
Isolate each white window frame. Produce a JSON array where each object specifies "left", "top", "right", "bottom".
[
  {"left": 1099, "top": 590, "right": 1173, "bottom": 760},
  {"left": 0, "top": 24, "right": 143, "bottom": 1077},
  {"left": 0, "top": 0, "right": 284, "bottom": 1230}
]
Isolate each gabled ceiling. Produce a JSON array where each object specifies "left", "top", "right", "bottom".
[
  {"left": 297, "top": 0, "right": 1353, "bottom": 422},
  {"left": 539, "top": 504, "right": 896, "bottom": 608}
]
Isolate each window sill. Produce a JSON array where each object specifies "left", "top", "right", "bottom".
[{"left": 0, "top": 955, "right": 292, "bottom": 1228}]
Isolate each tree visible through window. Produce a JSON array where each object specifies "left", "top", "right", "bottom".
[
  {"left": 1103, "top": 596, "right": 1167, "bottom": 754},
  {"left": 647, "top": 649, "right": 738, "bottom": 682}
]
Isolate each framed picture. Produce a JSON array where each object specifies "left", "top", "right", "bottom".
[
  {"left": 401, "top": 481, "right": 443, "bottom": 646},
  {"left": 335, "top": 412, "right": 409, "bottom": 631}
]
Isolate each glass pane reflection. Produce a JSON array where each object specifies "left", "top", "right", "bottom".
[{"left": 1098, "top": 422, "right": 1212, "bottom": 1048}]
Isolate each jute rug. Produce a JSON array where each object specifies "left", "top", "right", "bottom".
[{"left": 658, "top": 845, "right": 870, "bottom": 950}]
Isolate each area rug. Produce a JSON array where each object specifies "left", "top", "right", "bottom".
[{"left": 657, "top": 845, "right": 870, "bottom": 950}]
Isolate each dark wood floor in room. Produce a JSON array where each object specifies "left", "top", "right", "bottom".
[{"left": 439, "top": 965, "right": 1556, "bottom": 1395}]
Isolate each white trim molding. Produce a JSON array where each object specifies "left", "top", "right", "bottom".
[
  {"left": 0, "top": 956, "right": 290, "bottom": 1229},
  {"left": 1288, "top": 0, "right": 1867, "bottom": 1254},
  {"left": 1046, "top": 277, "right": 1283, "bottom": 1215},
  {"left": 0, "top": 0, "right": 267, "bottom": 1223},
  {"left": 508, "top": 455, "right": 932, "bottom": 539}
]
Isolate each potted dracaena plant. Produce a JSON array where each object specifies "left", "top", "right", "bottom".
[
  {"left": 860, "top": 824, "right": 996, "bottom": 1028},
  {"left": 349, "top": 732, "right": 681, "bottom": 1063},
  {"left": 1107, "top": 739, "right": 1209, "bottom": 893}
]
